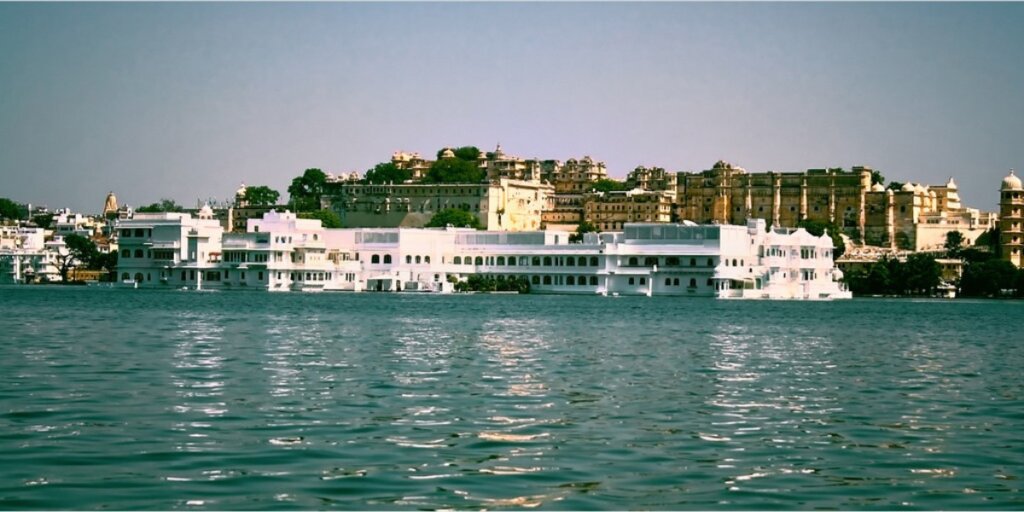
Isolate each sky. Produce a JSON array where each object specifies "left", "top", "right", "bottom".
[{"left": 1, "top": 2, "right": 1023, "bottom": 213}]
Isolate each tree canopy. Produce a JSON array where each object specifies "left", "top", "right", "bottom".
[
  {"left": 589, "top": 179, "right": 628, "bottom": 194},
  {"left": 364, "top": 162, "right": 412, "bottom": 184},
  {"left": 886, "top": 181, "right": 904, "bottom": 192},
  {"left": 56, "top": 234, "right": 98, "bottom": 283},
  {"left": 843, "top": 254, "right": 942, "bottom": 296},
  {"left": 569, "top": 221, "right": 598, "bottom": 243},
  {"left": 423, "top": 158, "right": 485, "bottom": 184},
  {"left": 298, "top": 208, "right": 342, "bottom": 229},
  {"left": 288, "top": 168, "right": 328, "bottom": 212},
  {"left": 0, "top": 197, "right": 27, "bottom": 220},
  {"left": 871, "top": 170, "right": 885, "bottom": 186},
  {"left": 31, "top": 213, "right": 54, "bottom": 229},
  {"left": 243, "top": 185, "right": 280, "bottom": 206},
  {"left": 426, "top": 208, "right": 483, "bottom": 229},
  {"left": 136, "top": 199, "right": 184, "bottom": 213},
  {"left": 944, "top": 230, "right": 965, "bottom": 256},
  {"left": 437, "top": 146, "right": 481, "bottom": 161}
]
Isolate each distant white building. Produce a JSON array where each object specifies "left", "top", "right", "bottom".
[
  {"left": 115, "top": 210, "right": 850, "bottom": 299},
  {"left": 0, "top": 226, "right": 60, "bottom": 283}
]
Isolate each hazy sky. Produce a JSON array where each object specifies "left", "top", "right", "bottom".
[{"left": 2, "top": 2, "right": 1023, "bottom": 213}]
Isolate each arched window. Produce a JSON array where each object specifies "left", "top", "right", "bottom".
[
  {"left": 666, "top": 257, "right": 680, "bottom": 266},
  {"left": 673, "top": 278, "right": 680, "bottom": 286},
  {"left": 645, "top": 257, "right": 658, "bottom": 266},
  {"left": 134, "top": 273, "right": 144, "bottom": 283},
  {"left": 121, "top": 272, "right": 129, "bottom": 281},
  {"left": 416, "top": 255, "right": 422, "bottom": 264},
  {"left": 122, "top": 249, "right": 130, "bottom": 258},
  {"left": 567, "top": 276, "right": 576, "bottom": 285},
  {"left": 689, "top": 278, "right": 697, "bottom": 288},
  {"left": 454, "top": 256, "right": 462, "bottom": 264},
  {"left": 507, "top": 257, "right": 516, "bottom": 266},
  {"left": 665, "top": 278, "right": 672, "bottom": 286},
  {"left": 475, "top": 256, "right": 483, "bottom": 265},
  {"left": 424, "top": 256, "right": 430, "bottom": 263},
  {"left": 532, "top": 275, "right": 540, "bottom": 285},
  {"left": 532, "top": 257, "right": 541, "bottom": 266},
  {"left": 543, "top": 275, "right": 552, "bottom": 285},
  {"left": 578, "top": 275, "right": 587, "bottom": 285},
  {"left": 543, "top": 257, "right": 552, "bottom": 266},
  {"left": 590, "top": 256, "right": 598, "bottom": 266},
  {"left": 384, "top": 255, "right": 392, "bottom": 264},
  {"left": 628, "top": 257, "right": 638, "bottom": 266},
  {"left": 707, "top": 258, "right": 714, "bottom": 267},
  {"left": 371, "top": 254, "right": 380, "bottom": 264},
  {"left": 134, "top": 249, "right": 144, "bottom": 258},
  {"left": 690, "top": 258, "right": 697, "bottom": 266},
  {"left": 406, "top": 255, "right": 412, "bottom": 264},
  {"left": 732, "top": 259, "right": 738, "bottom": 266},
  {"left": 497, "top": 256, "right": 506, "bottom": 265}
]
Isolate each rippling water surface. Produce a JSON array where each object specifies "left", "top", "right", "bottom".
[{"left": 1, "top": 287, "right": 1022, "bottom": 509}]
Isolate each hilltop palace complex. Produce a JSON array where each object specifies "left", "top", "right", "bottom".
[{"left": 318, "top": 145, "right": 998, "bottom": 253}]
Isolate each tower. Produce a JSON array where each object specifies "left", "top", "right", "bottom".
[
  {"left": 999, "top": 170, "right": 1023, "bottom": 267},
  {"left": 102, "top": 191, "right": 118, "bottom": 218}
]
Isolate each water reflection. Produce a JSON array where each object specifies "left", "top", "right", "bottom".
[{"left": 171, "top": 311, "right": 226, "bottom": 453}]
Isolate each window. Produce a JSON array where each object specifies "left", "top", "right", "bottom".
[
  {"left": 590, "top": 257, "right": 598, "bottom": 266},
  {"left": 497, "top": 256, "right": 506, "bottom": 265},
  {"left": 258, "top": 271, "right": 264, "bottom": 280},
  {"left": 566, "top": 257, "right": 574, "bottom": 267},
  {"left": 628, "top": 277, "right": 635, "bottom": 285},
  {"left": 707, "top": 258, "right": 714, "bottom": 267},
  {"left": 416, "top": 256, "right": 422, "bottom": 264},
  {"left": 543, "top": 275, "right": 552, "bottom": 285},
  {"left": 532, "top": 257, "right": 541, "bottom": 266},
  {"left": 628, "top": 257, "right": 638, "bottom": 266},
  {"left": 673, "top": 278, "right": 680, "bottom": 286},
  {"left": 134, "top": 249, "right": 144, "bottom": 258},
  {"left": 424, "top": 256, "right": 430, "bottom": 264},
  {"left": 543, "top": 257, "right": 552, "bottom": 266},
  {"left": 579, "top": 276, "right": 587, "bottom": 285},
  {"left": 406, "top": 255, "right": 412, "bottom": 264},
  {"left": 122, "top": 249, "right": 130, "bottom": 258},
  {"left": 371, "top": 254, "right": 380, "bottom": 264},
  {"left": 590, "top": 276, "right": 598, "bottom": 286},
  {"left": 665, "top": 278, "right": 672, "bottom": 286},
  {"left": 475, "top": 256, "right": 483, "bottom": 265},
  {"left": 532, "top": 275, "right": 540, "bottom": 285},
  {"left": 134, "top": 228, "right": 144, "bottom": 237},
  {"left": 454, "top": 256, "right": 462, "bottom": 264},
  {"left": 567, "top": 276, "right": 576, "bottom": 285},
  {"left": 689, "top": 278, "right": 697, "bottom": 288},
  {"left": 640, "top": 277, "right": 646, "bottom": 285},
  {"left": 384, "top": 255, "right": 392, "bottom": 264}
]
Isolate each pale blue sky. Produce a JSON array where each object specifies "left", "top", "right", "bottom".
[{"left": 2, "top": 2, "right": 1023, "bottom": 213}]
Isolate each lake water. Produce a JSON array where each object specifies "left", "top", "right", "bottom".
[{"left": 0, "top": 286, "right": 1022, "bottom": 510}]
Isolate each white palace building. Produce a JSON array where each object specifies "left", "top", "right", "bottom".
[{"left": 115, "top": 209, "right": 851, "bottom": 299}]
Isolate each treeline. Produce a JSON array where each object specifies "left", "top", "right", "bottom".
[
  {"left": 843, "top": 253, "right": 942, "bottom": 296},
  {"left": 845, "top": 249, "right": 1024, "bottom": 298},
  {"left": 454, "top": 275, "right": 530, "bottom": 294}
]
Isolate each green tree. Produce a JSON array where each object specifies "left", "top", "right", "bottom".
[
  {"left": 866, "top": 260, "right": 893, "bottom": 294},
  {"left": 0, "top": 197, "right": 27, "bottom": 220},
  {"left": 288, "top": 168, "right": 328, "bottom": 212},
  {"left": 364, "top": 162, "right": 412, "bottom": 184},
  {"left": 437, "top": 146, "right": 482, "bottom": 162},
  {"left": 944, "top": 230, "right": 965, "bottom": 257},
  {"left": 974, "top": 227, "right": 1000, "bottom": 257},
  {"left": 31, "top": 213, "right": 54, "bottom": 229},
  {"left": 871, "top": 170, "right": 885, "bottom": 186},
  {"left": 959, "top": 259, "right": 1019, "bottom": 297},
  {"left": 569, "top": 221, "right": 598, "bottom": 243},
  {"left": 426, "top": 208, "right": 483, "bottom": 229},
  {"left": 243, "top": 185, "right": 280, "bottom": 206},
  {"left": 298, "top": 208, "right": 342, "bottom": 229},
  {"left": 424, "top": 158, "right": 485, "bottom": 183},
  {"left": 57, "top": 234, "right": 98, "bottom": 283},
  {"left": 137, "top": 199, "right": 184, "bottom": 213},
  {"left": 589, "top": 179, "right": 628, "bottom": 193},
  {"left": 886, "top": 181, "right": 904, "bottom": 192},
  {"left": 797, "top": 219, "right": 845, "bottom": 260},
  {"left": 904, "top": 253, "right": 941, "bottom": 295}
]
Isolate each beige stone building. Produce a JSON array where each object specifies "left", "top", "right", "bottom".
[
  {"left": 1000, "top": 170, "right": 1024, "bottom": 267},
  {"left": 583, "top": 190, "right": 674, "bottom": 232},
  {"left": 669, "top": 160, "right": 996, "bottom": 250},
  {"left": 539, "top": 156, "right": 610, "bottom": 231}
]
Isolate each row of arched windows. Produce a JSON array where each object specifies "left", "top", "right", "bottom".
[
  {"left": 451, "top": 255, "right": 601, "bottom": 267},
  {"left": 625, "top": 256, "right": 716, "bottom": 267}
]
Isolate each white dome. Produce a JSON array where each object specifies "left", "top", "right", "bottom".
[
  {"left": 946, "top": 177, "right": 957, "bottom": 189},
  {"left": 915, "top": 184, "right": 928, "bottom": 194},
  {"left": 235, "top": 183, "right": 247, "bottom": 196},
  {"left": 441, "top": 148, "right": 455, "bottom": 159},
  {"left": 901, "top": 183, "right": 915, "bottom": 192},
  {"left": 1002, "top": 170, "right": 1022, "bottom": 191},
  {"left": 871, "top": 183, "right": 885, "bottom": 192}
]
